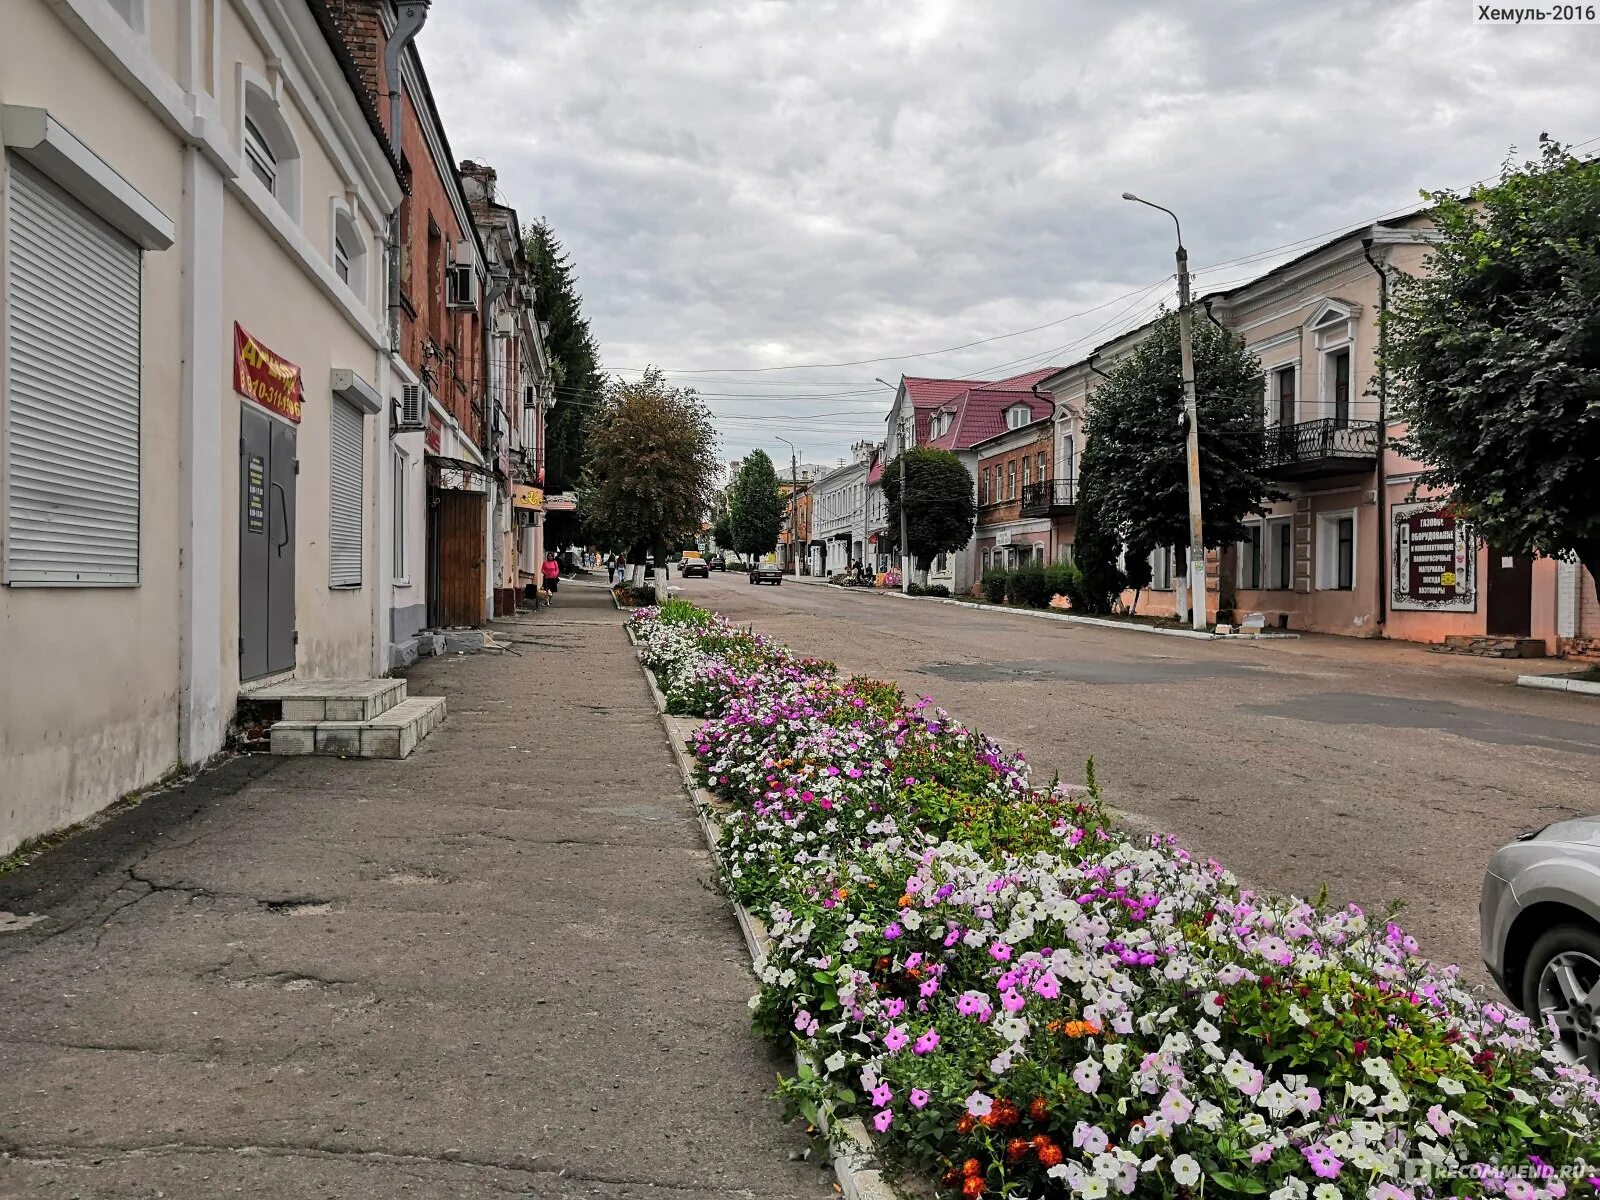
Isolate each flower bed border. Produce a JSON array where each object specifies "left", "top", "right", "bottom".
[
  {"left": 882, "top": 590, "right": 1301, "bottom": 641},
  {"left": 626, "top": 622, "right": 901, "bottom": 1200}
]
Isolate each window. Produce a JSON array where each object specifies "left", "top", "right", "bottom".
[
  {"left": 244, "top": 116, "right": 277, "bottom": 192},
  {"left": 1022, "top": 456, "right": 1032, "bottom": 490},
  {"left": 1317, "top": 512, "right": 1355, "bottom": 591},
  {"left": 1058, "top": 542, "right": 1074, "bottom": 565},
  {"left": 332, "top": 206, "right": 365, "bottom": 300},
  {"left": 1151, "top": 546, "right": 1175, "bottom": 591},
  {"left": 4, "top": 158, "right": 141, "bottom": 585},
  {"left": 334, "top": 232, "right": 350, "bottom": 282},
  {"left": 392, "top": 448, "right": 408, "bottom": 583},
  {"left": 979, "top": 467, "right": 989, "bottom": 505},
  {"left": 1239, "top": 523, "right": 1263, "bottom": 589},
  {"left": 1269, "top": 517, "right": 1293, "bottom": 590},
  {"left": 1005, "top": 405, "right": 1029, "bottom": 430},
  {"left": 1006, "top": 460, "right": 1016, "bottom": 500},
  {"left": 1033, "top": 542, "right": 1045, "bottom": 565},
  {"left": 1036, "top": 451, "right": 1047, "bottom": 481},
  {"left": 1329, "top": 350, "right": 1351, "bottom": 427},
  {"left": 241, "top": 81, "right": 300, "bottom": 220},
  {"left": 1273, "top": 366, "right": 1296, "bottom": 427},
  {"left": 936, "top": 551, "right": 949, "bottom": 574},
  {"left": 982, "top": 548, "right": 992, "bottom": 571},
  {"left": 329, "top": 398, "right": 365, "bottom": 588},
  {"left": 427, "top": 219, "right": 444, "bottom": 343}
]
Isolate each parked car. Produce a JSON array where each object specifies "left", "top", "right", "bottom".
[
  {"left": 749, "top": 561, "right": 784, "bottom": 586},
  {"left": 681, "top": 557, "right": 709, "bottom": 578},
  {"left": 1481, "top": 816, "right": 1600, "bottom": 1072}
]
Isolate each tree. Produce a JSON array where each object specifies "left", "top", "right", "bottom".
[
  {"left": 525, "top": 219, "right": 604, "bottom": 547},
  {"left": 577, "top": 368, "right": 719, "bottom": 596},
  {"left": 1122, "top": 535, "right": 1154, "bottom": 615},
  {"left": 1066, "top": 440, "right": 1126, "bottom": 615},
  {"left": 881, "top": 448, "right": 976, "bottom": 577},
  {"left": 1086, "top": 311, "right": 1275, "bottom": 559},
  {"left": 727, "top": 451, "right": 784, "bottom": 559},
  {"left": 1387, "top": 137, "right": 1600, "bottom": 598}
]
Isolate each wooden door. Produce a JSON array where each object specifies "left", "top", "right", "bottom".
[
  {"left": 1486, "top": 549, "right": 1533, "bottom": 637},
  {"left": 436, "top": 490, "right": 486, "bottom": 627}
]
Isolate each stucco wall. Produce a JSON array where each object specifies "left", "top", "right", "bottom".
[{"left": 0, "top": 5, "right": 188, "bottom": 853}]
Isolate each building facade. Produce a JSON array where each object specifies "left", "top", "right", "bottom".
[
  {"left": 973, "top": 420, "right": 1060, "bottom": 574},
  {"left": 1, "top": 0, "right": 402, "bottom": 852}
]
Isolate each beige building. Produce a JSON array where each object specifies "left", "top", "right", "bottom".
[{"left": 1, "top": 0, "right": 402, "bottom": 854}]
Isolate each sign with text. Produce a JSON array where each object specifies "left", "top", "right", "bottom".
[
  {"left": 543, "top": 491, "right": 578, "bottom": 513},
  {"left": 1392, "top": 500, "right": 1477, "bottom": 612},
  {"left": 233, "top": 324, "right": 303, "bottom": 422},
  {"left": 512, "top": 484, "right": 543, "bottom": 511},
  {"left": 246, "top": 455, "right": 267, "bottom": 533},
  {"left": 426, "top": 412, "right": 443, "bottom": 453}
]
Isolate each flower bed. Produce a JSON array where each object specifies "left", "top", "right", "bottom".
[{"left": 631, "top": 599, "right": 1600, "bottom": 1200}]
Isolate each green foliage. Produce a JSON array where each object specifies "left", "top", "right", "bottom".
[
  {"left": 728, "top": 451, "right": 785, "bottom": 558},
  {"left": 1065, "top": 444, "right": 1125, "bottom": 614},
  {"left": 923, "top": 583, "right": 950, "bottom": 598},
  {"left": 1387, "top": 137, "right": 1600, "bottom": 595},
  {"left": 1044, "top": 561, "right": 1078, "bottom": 603},
  {"left": 1005, "top": 564, "right": 1049, "bottom": 608},
  {"left": 1087, "top": 310, "right": 1274, "bottom": 553},
  {"left": 882, "top": 448, "right": 977, "bottom": 570},
  {"left": 579, "top": 368, "right": 719, "bottom": 563},
  {"left": 1121, "top": 535, "right": 1154, "bottom": 613},
  {"left": 981, "top": 567, "right": 1008, "bottom": 604},
  {"left": 905, "top": 582, "right": 926, "bottom": 596}
]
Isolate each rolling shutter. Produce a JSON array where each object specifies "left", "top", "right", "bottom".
[
  {"left": 329, "top": 397, "right": 364, "bottom": 587},
  {"left": 4, "top": 156, "right": 141, "bottom": 585}
]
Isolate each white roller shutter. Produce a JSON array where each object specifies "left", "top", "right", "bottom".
[
  {"left": 329, "top": 396, "right": 364, "bottom": 587},
  {"left": 4, "top": 156, "right": 141, "bottom": 585}
]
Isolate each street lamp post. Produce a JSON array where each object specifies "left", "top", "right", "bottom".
[
  {"left": 775, "top": 435, "right": 800, "bottom": 575},
  {"left": 1122, "top": 192, "right": 1207, "bottom": 631}
]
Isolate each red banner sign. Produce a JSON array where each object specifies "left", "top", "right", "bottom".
[{"left": 233, "top": 324, "right": 303, "bottom": 422}]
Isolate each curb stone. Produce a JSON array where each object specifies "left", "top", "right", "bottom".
[
  {"left": 880, "top": 589, "right": 1300, "bottom": 642},
  {"left": 1517, "top": 672, "right": 1600, "bottom": 696},
  {"left": 625, "top": 620, "right": 901, "bottom": 1200}
]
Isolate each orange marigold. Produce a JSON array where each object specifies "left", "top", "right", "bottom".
[
  {"left": 1028, "top": 1097, "right": 1049, "bottom": 1121},
  {"left": 961, "top": 1177, "right": 984, "bottom": 1198},
  {"left": 1005, "top": 1138, "right": 1031, "bottom": 1163},
  {"left": 956, "top": 1115, "right": 976, "bottom": 1135},
  {"left": 1037, "top": 1142, "right": 1063, "bottom": 1168},
  {"left": 962, "top": 1158, "right": 982, "bottom": 1178}
]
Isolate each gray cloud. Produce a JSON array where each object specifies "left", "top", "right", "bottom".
[{"left": 419, "top": 0, "right": 1600, "bottom": 463}]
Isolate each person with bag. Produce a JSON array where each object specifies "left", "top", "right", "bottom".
[{"left": 541, "top": 553, "right": 561, "bottom": 602}]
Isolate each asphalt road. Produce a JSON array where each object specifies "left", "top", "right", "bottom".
[{"left": 679, "top": 571, "right": 1600, "bottom": 990}]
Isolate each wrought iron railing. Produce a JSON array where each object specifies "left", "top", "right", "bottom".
[
  {"left": 1020, "top": 477, "right": 1078, "bottom": 517},
  {"left": 1263, "top": 419, "right": 1379, "bottom": 472}
]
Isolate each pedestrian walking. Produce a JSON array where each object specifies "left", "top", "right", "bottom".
[{"left": 542, "top": 552, "right": 561, "bottom": 603}]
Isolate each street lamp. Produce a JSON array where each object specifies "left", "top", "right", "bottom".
[
  {"left": 775, "top": 435, "right": 800, "bottom": 575},
  {"left": 1123, "top": 191, "right": 1207, "bottom": 631}
]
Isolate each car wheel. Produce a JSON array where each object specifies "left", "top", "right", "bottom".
[{"left": 1521, "top": 924, "right": 1600, "bottom": 1075}]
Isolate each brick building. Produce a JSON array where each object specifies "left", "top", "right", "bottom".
[{"left": 973, "top": 420, "right": 1061, "bottom": 574}]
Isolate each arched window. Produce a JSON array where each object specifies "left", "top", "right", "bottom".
[
  {"left": 241, "top": 77, "right": 301, "bottom": 221},
  {"left": 332, "top": 203, "right": 367, "bottom": 302}
]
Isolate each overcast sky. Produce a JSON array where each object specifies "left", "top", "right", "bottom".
[{"left": 419, "top": 1, "right": 1600, "bottom": 468}]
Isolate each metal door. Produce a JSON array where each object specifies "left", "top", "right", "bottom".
[
  {"left": 1486, "top": 549, "right": 1533, "bottom": 637},
  {"left": 239, "top": 408, "right": 297, "bottom": 679}
]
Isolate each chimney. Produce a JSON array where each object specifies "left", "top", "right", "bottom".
[
  {"left": 323, "top": 0, "right": 383, "bottom": 108},
  {"left": 459, "top": 159, "right": 497, "bottom": 205}
]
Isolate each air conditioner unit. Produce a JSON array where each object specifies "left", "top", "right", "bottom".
[
  {"left": 394, "top": 383, "right": 426, "bottom": 433},
  {"left": 446, "top": 262, "right": 478, "bottom": 309}
]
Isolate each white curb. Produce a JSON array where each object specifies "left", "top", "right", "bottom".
[
  {"left": 1517, "top": 672, "right": 1600, "bottom": 696},
  {"left": 627, "top": 622, "right": 900, "bottom": 1200},
  {"left": 878, "top": 589, "right": 1299, "bottom": 641}
]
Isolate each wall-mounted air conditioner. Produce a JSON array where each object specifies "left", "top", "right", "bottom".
[
  {"left": 446, "top": 262, "right": 478, "bottom": 309},
  {"left": 394, "top": 383, "right": 426, "bottom": 433}
]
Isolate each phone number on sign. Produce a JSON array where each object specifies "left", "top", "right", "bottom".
[{"left": 1476, "top": 3, "right": 1598, "bottom": 21}]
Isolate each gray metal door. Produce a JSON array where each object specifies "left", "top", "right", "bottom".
[
  {"left": 239, "top": 406, "right": 296, "bottom": 680},
  {"left": 268, "top": 418, "right": 297, "bottom": 673}
]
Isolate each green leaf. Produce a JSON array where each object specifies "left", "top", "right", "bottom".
[{"left": 1211, "top": 1172, "right": 1269, "bottom": 1194}]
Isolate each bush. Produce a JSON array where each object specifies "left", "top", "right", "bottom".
[
  {"left": 1005, "top": 564, "right": 1049, "bottom": 608},
  {"left": 923, "top": 583, "right": 950, "bottom": 598},
  {"left": 632, "top": 601, "right": 1600, "bottom": 1200},
  {"left": 981, "top": 568, "right": 1008, "bottom": 604},
  {"left": 613, "top": 582, "right": 658, "bottom": 607},
  {"left": 1043, "top": 561, "right": 1078, "bottom": 604}
]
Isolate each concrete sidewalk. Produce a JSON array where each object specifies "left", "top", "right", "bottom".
[{"left": 0, "top": 585, "right": 825, "bottom": 1199}]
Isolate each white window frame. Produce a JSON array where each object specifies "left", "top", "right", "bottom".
[
  {"left": 330, "top": 201, "right": 366, "bottom": 302},
  {"left": 1150, "top": 546, "right": 1175, "bottom": 591},
  {"left": 392, "top": 446, "right": 410, "bottom": 585},
  {"left": 1309, "top": 304, "right": 1356, "bottom": 423},
  {"left": 1264, "top": 362, "right": 1300, "bottom": 427},
  {"left": 1265, "top": 516, "right": 1293, "bottom": 591},
  {"left": 239, "top": 72, "right": 301, "bottom": 222},
  {"left": 1032, "top": 541, "right": 1045, "bottom": 565},
  {"left": 1315, "top": 509, "right": 1357, "bottom": 591},
  {"left": 1005, "top": 405, "right": 1029, "bottom": 430},
  {"left": 1238, "top": 521, "right": 1264, "bottom": 590}
]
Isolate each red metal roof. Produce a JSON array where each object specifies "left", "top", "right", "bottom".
[
  {"left": 924, "top": 388, "right": 1054, "bottom": 451},
  {"left": 901, "top": 368, "right": 1058, "bottom": 446}
]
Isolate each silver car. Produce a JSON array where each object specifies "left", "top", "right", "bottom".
[{"left": 1481, "top": 816, "right": 1600, "bottom": 1072}]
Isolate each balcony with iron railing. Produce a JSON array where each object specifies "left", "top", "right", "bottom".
[
  {"left": 1020, "top": 476, "right": 1078, "bottom": 517},
  {"left": 1262, "top": 418, "right": 1379, "bottom": 480}
]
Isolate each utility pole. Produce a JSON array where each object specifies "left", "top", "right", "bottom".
[
  {"left": 898, "top": 453, "right": 910, "bottom": 594},
  {"left": 776, "top": 436, "right": 799, "bottom": 575},
  {"left": 1124, "top": 192, "right": 1207, "bottom": 631}
]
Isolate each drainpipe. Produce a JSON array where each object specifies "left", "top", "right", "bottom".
[
  {"left": 1087, "top": 353, "right": 1110, "bottom": 379},
  {"left": 1202, "top": 297, "right": 1227, "bottom": 332},
  {"left": 1363, "top": 236, "right": 1390, "bottom": 632}
]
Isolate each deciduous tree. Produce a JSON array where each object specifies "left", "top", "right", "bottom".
[
  {"left": 1388, "top": 137, "right": 1600, "bottom": 597},
  {"left": 728, "top": 451, "right": 784, "bottom": 559},
  {"left": 881, "top": 448, "right": 976, "bottom": 578},
  {"left": 577, "top": 368, "right": 719, "bottom": 596}
]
